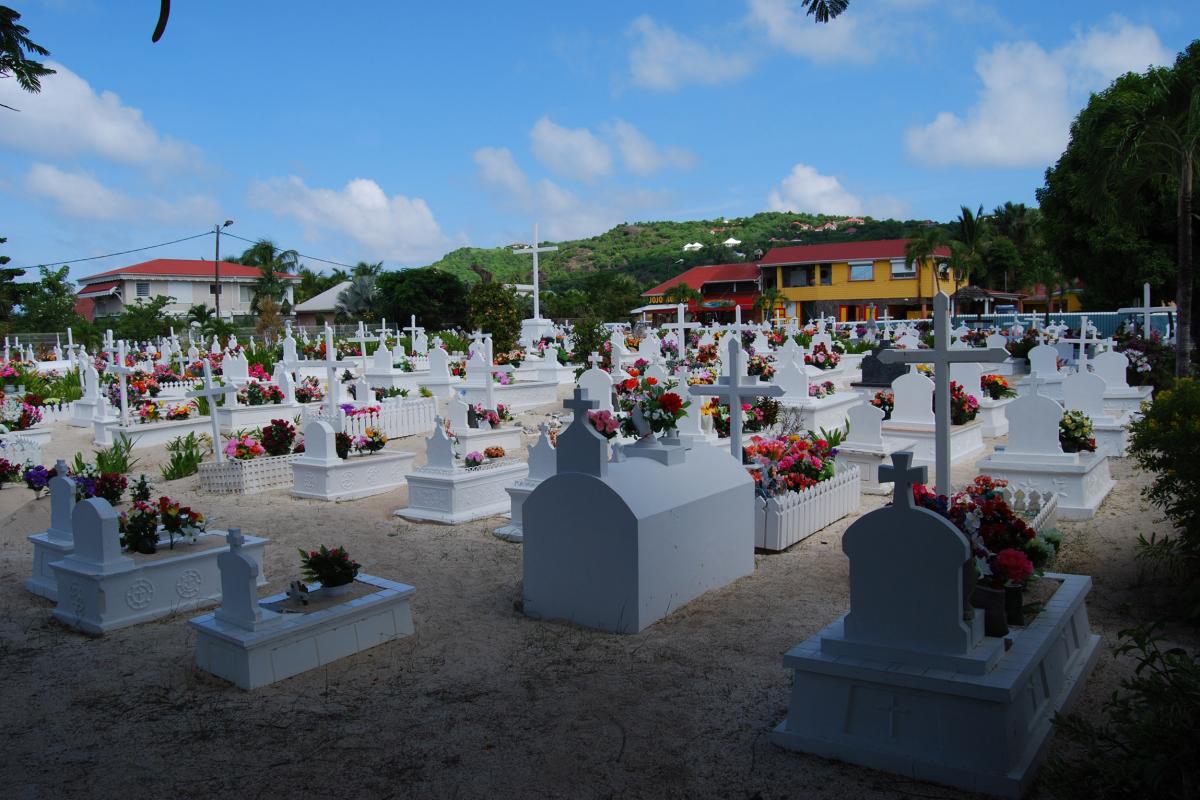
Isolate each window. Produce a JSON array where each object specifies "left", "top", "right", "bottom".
[
  {"left": 819, "top": 263, "right": 832, "bottom": 286},
  {"left": 135, "top": 282, "right": 150, "bottom": 297},
  {"left": 785, "top": 266, "right": 816, "bottom": 288},
  {"left": 849, "top": 262, "right": 874, "bottom": 281},
  {"left": 239, "top": 284, "right": 255, "bottom": 303},
  {"left": 890, "top": 258, "right": 916, "bottom": 279}
]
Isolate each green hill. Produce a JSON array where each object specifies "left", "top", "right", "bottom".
[{"left": 420, "top": 211, "right": 928, "bottom": 291}]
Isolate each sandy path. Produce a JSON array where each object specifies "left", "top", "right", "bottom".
[{"left": 0, "top": 409, "right": 1194, "bottom": 800}]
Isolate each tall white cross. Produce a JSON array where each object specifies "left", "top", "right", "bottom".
[
  {"left": 313, "top": 326, "right": 358, "bottom": 407},
  {"left": 514, "top": 223, "right": 558, "bottom": 321},
  {"left": 106, "top": 341, "right": 137, "bottom": 428},
  {"left": 187, "top": 361, "right": 235, "bottom": 463},
  {"left": 1118, "top": 282, "right": 1173, "bottom": 337},
  {"left": 877, "top": 292, "right": 1007, "bottom": 494},
  {"left": 588, "top": 351, "right": 604, "bottom": 370},
  {"left": 356, "top": 321, "right": 370, "bottom": 374},
  {"left": 1059, "top": 316, "right": 1100, "bottom": 371},
  {"left": 688, "top": 336, "right": 784, "bottom": 460},
  {"left": 662, "top": 304, "right": 699, "bottom": 355},
  {"left": 405, "top": 315, "right": 423, "bottom": 348}
]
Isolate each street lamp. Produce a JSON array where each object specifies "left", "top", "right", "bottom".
[{"left": 213, "top": 219, "right": 233, "bottom": 320}]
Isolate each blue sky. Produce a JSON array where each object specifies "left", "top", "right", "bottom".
[{"left": 1, "top": 1, "right": 1194, "bottom": 282}]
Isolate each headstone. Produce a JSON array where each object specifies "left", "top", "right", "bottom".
[
  {"left": 889, "top": 372, "right": 935, "bottom": 426},
  {"left": 844, "top": 400, "right": 885, "bottom": 449},
  {"left": 425, "top": 417, "right": 456, "bottom": 469},
  {"left": 448, "top": 396, "right": 470, "bottom": 431},
  {"left": 1027, "top": 344, "right": 1061, "bottom": 377},
  {"left": 857, "top": 344, "right": 909, "bottom": 388},
  {"left": 985, "top": 333, "right": 1008, "bottom": 351},
  {"left": 1062, "top": 370, "right": 1111, "bottom": 420},
  {"left": 274, "top": 363, "right": 296, "bottom": 405},
  {"left": 557, "top": 388, "right": 608, "bottom": 478},
  {"left": 526, "top": 423, "right": 557, "bottom": 482},
  {"left": 948, "top": 362, "right": 983, "bottom": 402},
  {"left": 301, "top": 420, "right": 341, "bottom": 466},
  {"left": 578, "top": 364, "right": 615, "bottom": 414},
  {"left": 70, "top": 498, "right": 133, "bottom": 571},
  {"left": 1091, "top": 350, "right": 1131, "bottom": 390},
  {"left": 214, "top": 528, "right": 279, "bottom": 630},
  {"left": 1004, "top": 380, "right": 1068, "bottom": 458},
  {"left": 372, "top": 339, "right": 393, "bottom": 370},
  {"left": 46, "top": 461, "right": 76, "bottom": 544},
  {"left": 428, "top": 346, "right": 452, "bottom": 382}
]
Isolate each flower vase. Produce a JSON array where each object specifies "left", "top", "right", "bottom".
[
  {"left": 320, "top": 583, "right": 352, "bottom": 597},
  {"left": 660, "top": 430, "right": 681, "bottom": 448},
  {"left": 1004, "top": 583, "right": 1025, "bottom": 626},
  {"left": 970, "top": 585, "right": 1009, "bottom": 637}
]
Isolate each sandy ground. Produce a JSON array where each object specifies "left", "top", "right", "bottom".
[{"left": 1, "top": 404, "right": 1196, "bottom": 800}]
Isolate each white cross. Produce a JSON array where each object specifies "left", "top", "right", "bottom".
[
  {"left": 312, "top": 326, "right": 358, "bottom": 407},
  {"left": 1118, "top": 282, "right": 1173, "bottom": 337},
  {"left": 376, "top": 317, "right": 391, "bottom": 339},
  {"left": 688, "top": 336, "right": 784, "bottom": 460},
  {"left": 1058, "top": 316, "right": 1101, "bottom": 371},
  {"left": 877, "top": 292, "right": 1007, "bottom": 494},
  {"left": 662, "top": 304, "right": 699, "bottom": 354},
  {"left": 588, "top": 351, "right": 604, "bottom": 370},
  {"left": 187, "top": 361, "right": 235, "bottom": 463},
  {"left": 513, "top": 223, "right": 558, "bottom": 321},
  {"left": 106, "top": 341, "right": 138, "bottom": 428},
  {"left": 878, "top": 451, "right": 926, "bottom": 510},
  {"left": 356, "top": 321, "right": 370, "bottom": 374},
  {"left": 405, "top": 315, "right": 423, "bottom": 347}
]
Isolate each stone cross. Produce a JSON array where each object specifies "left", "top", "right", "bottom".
[
  {"left": 186, "top": 361, "right": 233, "bottom": 463},
  {"left": 688, "top": 336, "right": 784, "bottom": 460},
  {"left": 313, "top": 326, "right": 358, "bottom": 407},
  {"left": 215, "top": 527, "right": 278, "bottom": 630},
  {"left": 588, "top": 352, "right": 604, "bottom": 370},
  {"left": 1117, "top": 282, "right": 1173, "bottom": 337},
  {"left": 1058, "top": 316, "right": 1100, "bottom": 371},
  {"left": 558, "top": 387, "right": 608, "bottom": 478},
  {"left": 106, "top": 341, "right": 136, "bottom": 428},
  {"left": 662, "top": 304, "right": 699, "bottom": 353},
  {"left": 878, "top": 292, "right": 1007, "bottom": 494},
  {"left": 513, "top": 223, "right": 558, "bottom": 321},
  {"left": 356, "top": 321, "right": 371, "bottom": 375}
]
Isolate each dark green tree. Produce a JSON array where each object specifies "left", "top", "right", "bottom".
[
  {"left": 16, "top": 265, "right": 82, "bottom": 332},
  {"left": 983, "top": 236, "right": 1023, "bottom": 293},
  {"left": 466, "top": 282, "right": 522, "bottom": 353},
  {"left": 376, "top": 268, "right": 466, "bottom": 329},
  {"left": 0, "top": 235, "right": 25, "bottom": 324},
  {"left": 113, "top": 296, "right": 176, "bottom": 341},
  {"left": 0, "top": 6, "right": 54, "bottom": 110}
]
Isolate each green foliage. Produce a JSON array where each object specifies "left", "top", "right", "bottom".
[
  {"left": 466, "top": 282, "right": 522, "bottom": 352},
  {"left": 0, "top": 7, "right": 55, "bottom": 97},
  {"left": 1045, "top": 623, "right": 1199, "bottom": 800},
  {"left": 95, "top": 434, "right": 139, "bottom": 475},
  {"left": 13, "top": 266, "right": 85, "bottom": 333},
  {"left": 112, "top": 295, "right": 175, "bottom": 341},
  {"left": 569, "top": 315, "right": 609, "bottom": 366},
  {"left": 0, "top": 235, "right": 25, "bottom": 325},
  {"left": 377, "top": 268, "right": 467, "bottom": 329},
  {"left": 662, "top": 283, "right": 702, "bottom": 305},
  {"left": 335, "top": 274, "right": 378, "bottom": 322},
  {"left": 161, "top": 433, "right": 204, "bottom": 481}
]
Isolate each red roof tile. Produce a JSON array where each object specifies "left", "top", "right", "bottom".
[
  {"left": 78, "top": 258, "right": 298, "bottom": 283},
  {"left": 643, "top": 262, "right": 760, "bottom": 297},
  {"left": 759, "top": 239, "right": 950, "bottom": 266}
]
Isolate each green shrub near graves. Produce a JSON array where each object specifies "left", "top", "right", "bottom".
[
  {"left": 95, "top": 434, "right": 138, "bottom": 475},
  {"left": 1044, "top": 623, "right": 1199, "bottom": 800},
  {"left": 1128, "top": 378, "right": 1200, "bottom": 619},
  {"left": 161, "top": 433, "right": 204, "bottom": 481}
]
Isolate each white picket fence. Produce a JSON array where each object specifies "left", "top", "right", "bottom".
[
  {"left": 754, "top": 464, "right": 861, "bottom": 551},
  {"left": 1001, "top": 485, "right": 1059, "bottom": 533},
  {"left": 30, "top": 402, "right": 72, "bottom": 424},
  {"left": 199, "top": 453, "right": 297, "bottom": 494},
  {"left": 300, "top": 396, "right": 437, "bottom": 440},
  {"left": 0, "top": 431, "right": 42, "bottom": 466}
]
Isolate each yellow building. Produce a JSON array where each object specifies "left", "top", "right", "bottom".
[{"left": 759, "top": 239, "right": 963, "bottom": 322}]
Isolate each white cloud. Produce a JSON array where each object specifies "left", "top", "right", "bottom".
[
  {"left": 529, "top": 117, "right": 613, "bottom": 182},
  {"left": 767, "top": 163, "right": 907, "bottom": 218},
  {"left": 0, "top": 61, "right": 199, "bottom": 170},
  {"left": 627, "top": 15, "right": 754, "bottom": 91},
  {"left": 610, "top": 120, "right": 695, "bottom": 175},
  {"left": 474, "top": 146, "right": 663, "bottom": 240},
  {"left": 905, "top": 17, "right": 1171, "bottom": 168},
  {"left": 25, "top": 163, "right": 218, "bottom": 223},
  {"left": 248, "top": 176, "right": 450, "bottom": 263}
]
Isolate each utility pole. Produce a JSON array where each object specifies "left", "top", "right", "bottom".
[{"left": 213, "top": 220, "right": 233, "bottom": 320}]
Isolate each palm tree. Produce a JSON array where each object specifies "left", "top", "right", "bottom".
[
  {"left": 755, "top": 287, "right": 786, "bottom": 322},
  {"left": 1095, "top": 42, "right": 1200, "bottom": 376},
  {"left": 800, "top": 0, "right": 849, "bottom": 23},
  {"left": 904, "top": 227, "right": 950, "bottom": 299},
  {"left": 952, "top": 205, "right": 987, "bottom": 289},
  {"left": 336, "top": 275, "right": 378, "bottom": 322},
  {"left": 186, "top": 303, "right": 215, "bottom": 327},
  {"left": 353, "top": 261, "right": 384, "bottom": 278},
  {"left": 294, "top": 268, "right": 327, "bottom": 303},
  {"left": 662, "top": 283, "right": 702, "bottom": 307}
]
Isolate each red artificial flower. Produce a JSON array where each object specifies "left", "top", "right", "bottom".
[
  {"left": 624, "top": 378, "right": 637, "bottom": 391},
  {"left": 658, "top": 392, "right": 682, "bottom": 414},
  {"left": 646, "top": 376, "right": 658, "bottom": 386}
]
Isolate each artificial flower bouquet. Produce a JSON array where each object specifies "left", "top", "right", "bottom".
[
  {"left": 464, "top": 451, "right": 485, "bottom": 468},
  {"left": 355, "top": 427, "right": 388, "bottom": 454},
  {"left": 804, "top": 343, "right": 841, "bottom": 370},
  {"left": 261, "top": 419, "right": 297, "bottom": 456},
  {"left": 157, "top": 496, "right": 205, "bottom": 547},
  {"left": 980, "top": 374, "right": 1017, "bottom": 400},
  {"left": 808, "top": 380, "right": 836, "bottom": 399},
  {"left": 239, "top": 382, "right": 286, "bottom": 406},
  {"left": 587, "top": 409, "right": 621, "bottom": 440},
  {"left": 948, "top": 380, "right": 980, "bottom": 425},
  {"left": 1060, "top": 409, "right": 1097, "bottom": 453},
  {"left": 614, "top": 376, "right": 688, "bottom": 437},
  {"left": 299, "top": 545, "right": 360, "bottom": 588},
  {"left": 483, "top": 446, "right": 506, "bottom": 459},
  {"left": 744, "top": 433, "right": 838, "bottom": 497},
  {"left": 870, "top": 391, "right": 894, "bottom": 420}
]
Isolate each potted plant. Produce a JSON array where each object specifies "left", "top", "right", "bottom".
[
  {"left": 355, "top": 427, "right": 388, "bottom": 454},
  {"left": 483, "top": 446, "right": 505, "bottom": 459},
  {"left": 1060, "top": 410, "right": 1097, "bottom": 453},
  {"left": 870, "top": 391, "right": 894, "bottom": 420},
  {"left": 260, "top": 419, "right": 297, "bottom": 457},
  {"left": 157, "top": 496, "right": 205, "bottom": 548},
  {"left": 947, "top": 381, "right": 980, "bottom": 425},
  {"left": 980, "top": 374, "right": 1017, "bottom": 400},
  {"left": 299, "top": 545, "right": 360, "bottom": 596},
  {"left": 120, "top": 500, "right": 160, "bottom": 554},
  {"left": 615, "top": 376, "right": 688, "bottom": 438},
  {"left": 464, "top": 451, "right": 485, "bottom": 468}
]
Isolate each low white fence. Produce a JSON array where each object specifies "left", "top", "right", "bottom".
[
  {"left": 1001, "top": 485, "right": 1059, "bottom": 533},
  {"left": 754, "top": 464, "right": 861, "bottom": 552},
  {"left": 199, "top": 453, "right": 297, "bottom": 494},
  {"left": 300, "top": 396, "right": 437, "bottom": 440}
]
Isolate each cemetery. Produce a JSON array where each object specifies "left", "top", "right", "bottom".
[{"left": 2, "top": 10, "right": 1198, "bottom": 796}]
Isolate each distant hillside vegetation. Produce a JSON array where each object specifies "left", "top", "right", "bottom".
[{"left": 419, "top": 212, "right": 931, "bottom": 290}]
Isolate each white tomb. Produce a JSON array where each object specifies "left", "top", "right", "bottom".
[
  {"left": 951, "top": 361, "right": 1013, "bottom": 438},
  {"left": 69, "top": 363, "right": 104, "bottom": 427},
  {"left": 773, "top": 353, "right": 860, "bottom": 434},
  {"left": 881, "top": 371, "right": 985, "bottom": 471},
  {"left": 50, "top": 498, "right": 268, "bottom": 635},
  {"left": 771, "top": 453, "right": 1101, "bottom": 798},
  {"left": 836, "top": 402, "right": 917, "bottom": 494},
  {"left": 290, "top": 420, "right": 413, "bottom": 502},
  {"left": 1091, "top": 349, "right": 1153, "bottom": 416},
  {"left": 1062, "top": 370, "right": 1129, "bottom": 458},
  {"left": 975, "top": 377, "right": 1115, "bottom": 519},
  {"left": 577, "top": 353, "right": 615, "bottom": 413},
  {"left": 459, "top": 350, "right": 558, "bottom": 412},
  {"left": 26, "top": 461, "right": 76, "bottom": 601},
  {"left": 1017, "top": 344, "right": 1065, "bottom": 400},
  {"left": 189, "top": 529, "right": 416, "bottom": 690},
  {"left": 445, "top": 395, "right": 524, "bottom": 456},
  {"left": 396, "top": 418, "right": 529, "bottom": 524},
  {"left": 522, "top": 388, "right": 754, "bottom": 634},
  {"left": 494, "top": 423, "right": 557, "bottom": 543}
]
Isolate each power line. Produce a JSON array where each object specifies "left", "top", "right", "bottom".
[
  {"left": 18, "top": 231, "right": 214, "bottom": 271},
  {"left": 216, "top": 230, "right": 359, "bottom": 270}
]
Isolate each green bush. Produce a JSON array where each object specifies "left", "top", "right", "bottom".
[
  {"left": 95, "top": 434, "right": 139, "bottom": 474},
  {"left": 1044, "top": 624, "right": 1199, "bottom": 800},
  {"left": 161, "top": 433, "right": 204, "bottom": 481}
]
